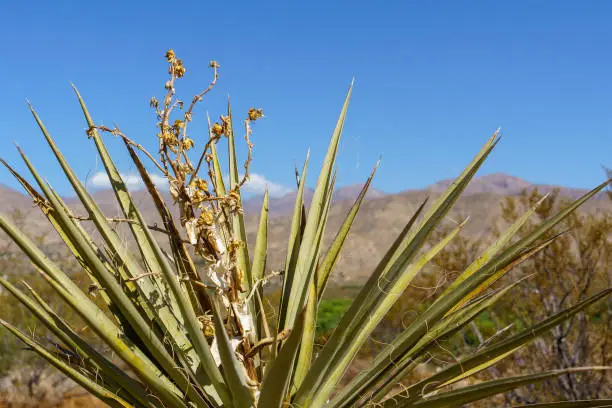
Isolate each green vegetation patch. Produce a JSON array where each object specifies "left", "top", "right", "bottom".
[{"left": 316, "top": 298, "right": 353, "bottom": 335}]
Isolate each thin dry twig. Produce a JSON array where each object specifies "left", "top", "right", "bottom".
[{"left": 89, "top": 125, "right": 167, "bottom": 175}]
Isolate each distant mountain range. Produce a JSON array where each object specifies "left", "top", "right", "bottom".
[
  {"left": 426, "top": 173, "right": 592, "bottom": 198},
  {"left": 0, "top": 172, "right": 598, "bottom": 218},
  {"left": 242, "top": 184, "right": 387, "bottom": 215},
  {"left": 1, "top": 173, "right": 609, "bottom": 282},
  {"left": 240, "top": 172, "right": 595, "bottom": 217}
]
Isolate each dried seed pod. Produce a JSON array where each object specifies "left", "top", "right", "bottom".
[
  {"left": 212, "top": 122, "right": 224, "bottom": 136},
  {"left": 247, "top": 108, "right": 264, "bottom": 121},
  {"left": 182, "top": 138, "right": 194, "bottom": 150},
  {"left": 175, "top": 65, "right": 186, "bottom": 78},
  {"left": 197, "top": 208, "right": 214, "bottom": 227},
  {"left": 150, "top": 97, "right": 159, "bottom": 109},
  {"left": 165, "top": 49, "right": 175, "bottom": 62}
]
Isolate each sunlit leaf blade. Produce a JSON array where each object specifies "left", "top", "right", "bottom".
[
  {"left": 226, "top": 100, "right": 252, "bottom": 290},
  {"left": 317, "top": 160, "right": 378, "bottom": 299},
  {"left": 278, "top": 152, "right": 310, "bottom": 334},
  {"left": 124, "top": 139, "right": 208, "bottom": 316},
  {"left": 293, "top": 278, "right": 318, "bottom": 394},
  {"left": 0, "top": 320, "right": 135, "bottom": 408},
  {"left": 209, "top": 302, "right": 255, "bottom": 407},
  {"left": 209, "top": 132, "right": 232, "bottom": 244},
  {"left": 251, "top": 188, "right": 271, "bottom": 344},
  {"left": 293, "top": 198, "right": 428, "bottom": 406},
  {"left": 439, "top": 193, "right": 550, "bottom": 297},
  {"left": 13, "top": 146, "right": 218, "bottom": 407},
  {"left": 0, "top": 157, "right": 124, "bottom": 327},
  {"left": 440, "top": 348, "right": 521, "bottom": 390},
  {"left": 386, "top": 130, "right": 500, "bottom": 273},
  {"left": 402, "top": 288, "right": 612, "bottom": 400},
  {"left": 26, "top": 107, "right": 184, "bottom": 329},
  {"left": 447, "top": 232, "right": 559, "bottom": 315},
  {"left": 46, "top": 186, "right": 152, "bottom": 345},
  {"left": 334, "top": 181, "right": 610, "bottom": 408},
  {"left": 28, "top": 103, "right": 161, "bottom": 311},
  {"left": 281, "top": 82, "right": 353, "bottom": 333},
  {"left": 368, "top": 356, "right": 425, "bottom": 405},
  {"left": 252, "top": 188, "right": 269, "bottom": 283},
  {"left": 293, "top": 171, "right": 336, "bottom": 391},
  {"left": 126, "top": 190, "right": 232, "bottom": 407},
  {"left": 72, "top": 87, "right": 174, "bottom": 311},
  {"left": 296, "top": 132, "right": 500, "bottom": 407},
  {"left": 225, "top": 102, "right": 260, "bottom": 362},
  {"left": 210, "top": 140, "right": 228, "bottom": 197},
  {"left": 368, "top": 280, "right": 524, "bottom": 405},
  {"left": 0, "top": 278, "right": 156, "bottom": 408},
  {"left": 512, "top": 180, "right": 609, "bottom": 253},
  {"left": 24, "top": 106, "right": 225, "bottom": 405},
  {"left": 0, "top": 215, "right": 192, "bottom": 408},
  {"left": 511, "top": 401, "right": 612, "bottom": 408},
  {"left": 406, "top": 367, "right": 611, "bottom": 408},
  {"left": 259, "top": 310, "right": 306, "bottom": 408},
  {"left": 310, "top": 217, "right": 469, "bottom": 407}
]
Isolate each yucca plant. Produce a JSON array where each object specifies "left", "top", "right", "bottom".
[{"left": 0, "top": 49, "right": 610, "bottom": 408}]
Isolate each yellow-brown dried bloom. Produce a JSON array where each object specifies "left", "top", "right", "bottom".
[
  {"left": 197, "top": 208, "right": 214, "bottom": 227},
  {"left": 165, "top": 49, "right": 176, "bottom": 62},
  {"left": 232, "top": 266, "right": 245, "bottom": 294},
  {"left": 248, "top": 108, "right": 264, "bottom": 121},
  {"left": 182, "top": 138, "right": 194, "bottom": 150},
  {"left": 211, "top": 122, "right": 224, "bottom": 137},
  {"left": 191, "top": 177, "right": 209, "bottom": 192},
  {"left": 220, "top": 115, "right": 231, "bottom": 136},
  {"left": 229, "top": 190, "right": 241, "bottom": 202},
  {"left": 150, "top": 97, "right": 159, "bottom": 109},
  {"left": 191, "top": 189, "right": 205, "bottom": 203},
  {"left": 161, "top": 131, "right": 177, "bottom": 146},
  {"left": 227, "top": 189, "right": 242, "bottom": 213},
  {"left": 209, "top": 60, "right": 220, "bottom": 69},
  {"left": 178, "top": 162, "right": 193, "bottom": 175},
  {"left": 228, "top": 239, "right": 244, "bottom": 255},
  {"left": 175, "top": 65, "right": 186, "bottom": 78},
  {"left": 198, "top": 315, "right": 215, "bottom": 337}
]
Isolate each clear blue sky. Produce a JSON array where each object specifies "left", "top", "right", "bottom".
[{"left": 1, "top": 1, "right": 611, "bottom": 197}]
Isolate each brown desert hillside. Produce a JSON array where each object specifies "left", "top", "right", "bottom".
[{"left": 1, "top": 174, "right": 610, "bottom": 283}]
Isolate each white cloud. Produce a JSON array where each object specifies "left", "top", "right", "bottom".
[
  {"left": 241, "top": 173, "right": 293, "bottom": 198},
  {"left": 223, "top": 173, "right": 293, "bottom": 198},
  {"left": 88, "top": 171, "right": 168, "bottom": 191},
  {"left": 88, "top": 171, "right": 291, "bottom": 197}
]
